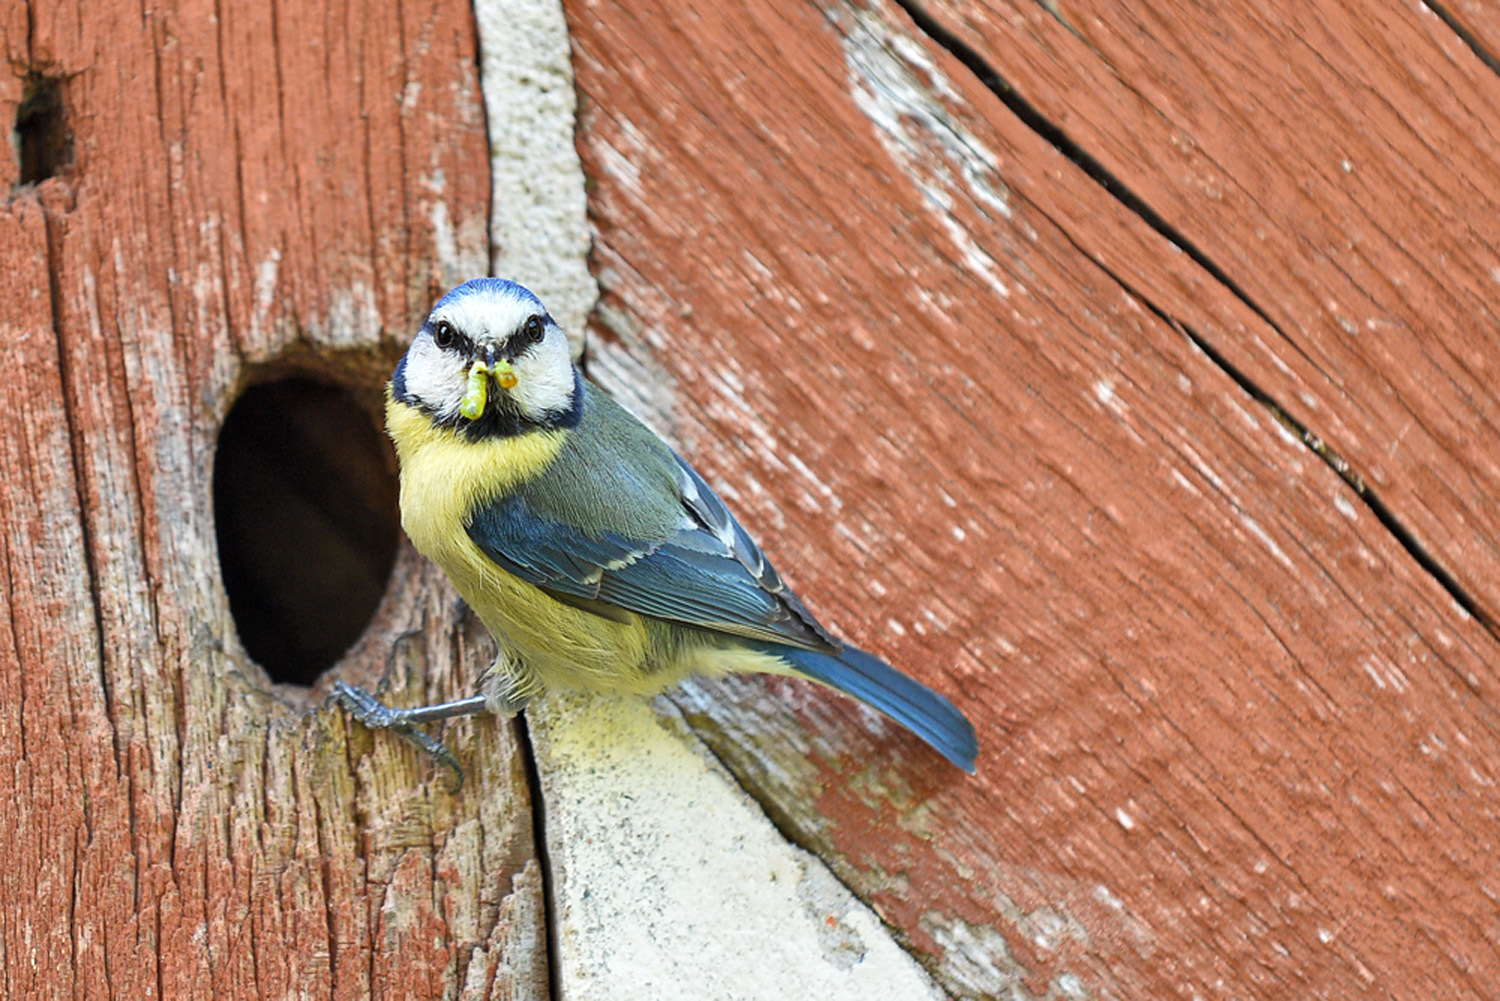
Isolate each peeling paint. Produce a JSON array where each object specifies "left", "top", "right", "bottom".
[
  {"left": 321, "top": 281, "right": 381, "bottom": 348},
  {"left": 840, "top": 7, "right": 1016, "bottom": 302},
  {"left": 427, "top": 195, "right": 489, "bottom": 293},
  {"left": 918, "top": 912, "right": 1027, "bottom": 999},
  {"left": 251, "top": 248, "right": 280, "bottom": 343}
]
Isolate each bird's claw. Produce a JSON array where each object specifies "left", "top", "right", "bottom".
[{"left": 332, "top": 681, "right": 467, "bottom": 792}]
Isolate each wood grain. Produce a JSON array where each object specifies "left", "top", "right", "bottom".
[
  {"left": 1443, "top": 4, "right": 1500, "bottom": 69},
  {"left": 567, "top": 0, "right": 1500, "bottom": 996},
  {"left": 921, "top": 0, "right": 1500, "bottom": 628},
  {"left": 1, "top": 2, "right": 539, "bottom": 997}
]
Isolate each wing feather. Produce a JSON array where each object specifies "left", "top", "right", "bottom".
[{"left": 466, "top": 452, "right": 838, "bottom": 652}]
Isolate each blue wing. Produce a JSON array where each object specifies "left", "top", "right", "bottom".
[{"left": 466, "top": 453, "right": 840, "bottom": 652}]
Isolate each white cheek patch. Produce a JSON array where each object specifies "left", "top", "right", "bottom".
[
  {"left": 402, "top": 336, "right": 469, "bottom": 419},
  {"left": 510, "top": 330, "right": 577, "bottom": 418}
]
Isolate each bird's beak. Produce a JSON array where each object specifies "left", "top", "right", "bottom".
[{"left": 458, "top": 358, "right": 520, "bottom": 420}]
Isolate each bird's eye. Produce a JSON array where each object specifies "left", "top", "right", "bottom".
[
  {"left": 432, "top": 320, "right": 457, "bottom": 349},
  {"left": 520, "top": 316, "right": 545, "bottom": 346}
]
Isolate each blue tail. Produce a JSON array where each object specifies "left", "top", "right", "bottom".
[{"left": 762, "top": 643, "right": 978, "bottom": 773}]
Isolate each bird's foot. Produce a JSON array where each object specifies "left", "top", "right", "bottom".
[{"left": 332, "top": 681, "right": 488, "bottom": 792}]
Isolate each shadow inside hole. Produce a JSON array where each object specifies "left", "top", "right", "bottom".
[
  {"left": 214, "top": 377, "right": 399, "bottom": 687},
  {"left": 13, "top": 72, "right": 71, "bottom": 186}
]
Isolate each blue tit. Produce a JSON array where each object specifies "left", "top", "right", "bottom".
[{"left": 334, "top": 278, "right": 977, "bottom": 783}]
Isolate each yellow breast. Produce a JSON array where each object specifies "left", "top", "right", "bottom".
[
  {"left": 385, "top": 391, "right": 563, "bottom": 598},
  {"left": 386, "top": 390, "right": 563, "bottom": 547},
  {"left": 384, "top": 389, "right": 658, "bottom": 694}
]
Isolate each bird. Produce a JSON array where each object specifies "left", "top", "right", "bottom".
[{"left": 334, "top": 278, "right": 978, "bottom": 784}]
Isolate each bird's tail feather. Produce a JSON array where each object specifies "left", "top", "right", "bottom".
[{"left": 762, "top": 643, "right": 978, "bottom": 773}]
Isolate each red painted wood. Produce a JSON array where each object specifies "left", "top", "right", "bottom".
[
  {"left": 567, "top": 0, "right": 1500, "bottom": 996},
  {"left": 1, "top": 2, "right": 541, "bottom": 997},
  {"left": 923, "top": 0, "right": 1500, "bottom": 629},
  {"left": 1445, "top": 5, "right": 1500, "bottom": 63}
]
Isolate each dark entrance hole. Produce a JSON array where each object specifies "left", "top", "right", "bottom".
[
  {"left": 214, "top": 377, "right": 399, "bottom": 686},
  {"left": 13, "top": 72, "right": 71, "bottom": 185}
]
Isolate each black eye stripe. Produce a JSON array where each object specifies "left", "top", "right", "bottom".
[
  {"left": 430, "top": 320, "right": 478, "bottom": 356},
  {"left": 430, "top": 313, "right": 547, "bottom": 359}
]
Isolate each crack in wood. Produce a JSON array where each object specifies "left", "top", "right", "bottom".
[
  {"left": 1067, "top": 230, "right": 1498, "bottom": 650},
  {"left": 38, "top": 204, "right": 121, "bottom": 774},
  {"left": 12, "top": 71, "right": 71, "bottom": 186},
  {"left": 896, "top": 0, "right": 1498, "bottom": 640},
  {"left": 1420, "top": 0, "right": 1500, "bottom": 77},
  {"left": 514, "top": 712, "right": 561, "bottom": 1001}
]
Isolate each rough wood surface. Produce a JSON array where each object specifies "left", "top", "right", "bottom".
[
  {"left": 567, "top": 0, "right": 1500, "bottom": 996},
  {"left": 921, "top": 0, "right": 1500, "bottom": 629},
  {"left": 1, "top": 2, "right": 542, "bottom": 997}
]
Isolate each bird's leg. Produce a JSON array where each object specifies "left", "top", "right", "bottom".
[{"left": 332, "top": 681, "right": 488, "bottom": 791}]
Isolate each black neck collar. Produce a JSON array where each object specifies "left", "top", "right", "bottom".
[{"left": 421, "top": 367, "right": 584, "bottom": 442}]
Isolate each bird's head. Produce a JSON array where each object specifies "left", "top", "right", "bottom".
[{"left": 391, "top": 279, "right": 580, "bottom": 438}]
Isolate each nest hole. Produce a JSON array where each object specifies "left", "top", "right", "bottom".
[
  {"left": 214, "top": 377, "right": 399, "bottom": 687},
  {"left": 13, "top": 72, "right": 71, "bottom": 186}
]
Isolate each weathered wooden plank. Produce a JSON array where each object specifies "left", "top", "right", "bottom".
[
  {"left": 0, "top": 192, "right": 113, "bottom": 1001},
  {"left": 1449, "top": 6, "right": 1500, "bottom": 66},
  {"left": 2, "top": 1, "right": 540, "bottom": 997},
  {"left": 567, "top": 0, "right": 1500, "bottom": 996},
  {"left": 920, "top": 0, "right": 1500, "bottom": 628}
]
